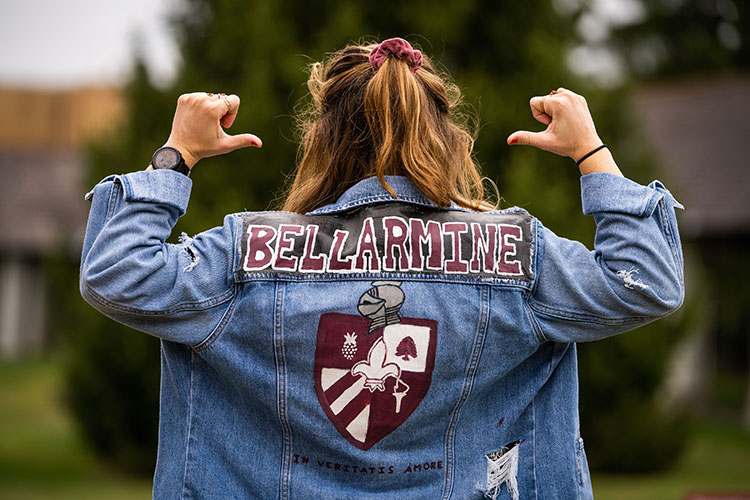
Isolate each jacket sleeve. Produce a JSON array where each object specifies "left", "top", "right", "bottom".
[
  {"left": 528, "top": 172, "right": 685, "bottom": 343},
  {"left": 79, "top": 169, "right": 239, "bottom": 346}
]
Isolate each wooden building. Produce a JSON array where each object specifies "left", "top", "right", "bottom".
[{"left": 0, "top": 87, "right": 124, "bottom": 357}]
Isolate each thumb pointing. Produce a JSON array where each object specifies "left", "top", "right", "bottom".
[
  {"left": 507, "top": 130, "right": 551, "bottom": 150},
  {"left": 223, "top": 133, "right": 262, "bottom": 152}
]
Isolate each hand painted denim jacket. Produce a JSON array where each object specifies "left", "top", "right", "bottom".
[{"left": 80, "top": 171, "right": 684, "bottom": 500}]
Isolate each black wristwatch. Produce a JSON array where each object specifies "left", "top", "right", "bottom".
[{"left": 151, "top": 146, "right": 191, "bottom": 176}]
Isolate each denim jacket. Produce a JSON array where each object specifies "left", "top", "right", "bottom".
[{"left": 80, "top": 171, "right": 684, "bottom": 500}]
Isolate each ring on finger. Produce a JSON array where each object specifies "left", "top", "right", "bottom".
[{"left": 222, "top": 95, "right": 231, "bottom": 112}]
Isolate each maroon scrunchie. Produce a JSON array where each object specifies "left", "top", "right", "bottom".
[{"left": 369, "top": 38, "right": 423, "bottom": 74}]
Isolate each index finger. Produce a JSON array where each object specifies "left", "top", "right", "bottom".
[
  {"left": 215, "top": 94, "right": 241, "bottom": 128},
  {"left": 529, "top": 95, "right": 552, "bottom": 126}
]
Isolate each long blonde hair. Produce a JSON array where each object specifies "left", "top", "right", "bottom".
[{"left": 282, "top": 41, "right": 494, "bottom": 213}]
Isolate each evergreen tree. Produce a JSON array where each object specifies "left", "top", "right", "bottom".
[{"left": 612, "top": 0, "right": 749, "bottom": 79}]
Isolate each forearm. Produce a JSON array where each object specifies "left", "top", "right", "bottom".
[
  {"left": 80, "top": 170, "right": 236, "bottom": 311},
  {"left": 530, "top": 173, "right": 684, "bottom": 343},
  {"left": 80, "top": 171, "right": 191, "bottom": 306},
  {"left": 79, "top": 170, "right": 239, "bottom": 344}
]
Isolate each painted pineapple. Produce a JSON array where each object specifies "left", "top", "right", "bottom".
[{"left": 341, "top": 332, "right": 357, "bottom": 360}]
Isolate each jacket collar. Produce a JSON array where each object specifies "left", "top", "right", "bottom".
[{"left": 307, "top": 176, "right": 440, "bottom": 215}]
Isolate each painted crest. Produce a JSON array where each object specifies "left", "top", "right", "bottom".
[{"left": 314, "top": 281, "right": 437, "bottom": 450}]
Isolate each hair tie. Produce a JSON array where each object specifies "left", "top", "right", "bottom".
[
  {"left": 369, "top": 38, "right": 423, "bottom": 74},
  {"left": 576, "top": 144, "right": 608, "bottom": 166}
]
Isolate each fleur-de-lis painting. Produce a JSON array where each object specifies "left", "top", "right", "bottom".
[{"left": 351, "top": 338, "right": 400, "bottom": 392}]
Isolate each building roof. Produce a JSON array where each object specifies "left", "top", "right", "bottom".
[
  {"left": 0, "top": 86, "right": 124, "bottom": 256},
  {"left": 0, "top": 87, "right": 125, "bottom": 150},
  {"left": 633, "top": 75, "right": 750, "bottom": 239}
]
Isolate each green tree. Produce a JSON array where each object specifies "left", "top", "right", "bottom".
[
  {"left": 612, "top": 0, "right": 748, "bottom": 79},
  {"left": 61, "top": 58, "right": 169, "bottom": 473},
  {"left": 63, "top": 0, "right": 687, "bottom": 473}
]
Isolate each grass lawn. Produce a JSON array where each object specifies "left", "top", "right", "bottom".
[
  {"left": 593, "top": 418, "right": 750, "bottom": 500},
  {"left": 0, "top": 358, "right": 151, "bottom": 500},
  {"left": 1, "top": 357, "right": 749, "bottom": 499}
]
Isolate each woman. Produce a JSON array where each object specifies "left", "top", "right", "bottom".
[{"left": 80, "top": 38, "right": 684, "bottom": 500}]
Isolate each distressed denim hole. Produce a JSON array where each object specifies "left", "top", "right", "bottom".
[
  {"left": 179, "top": 232, "right": 200, "bottom": 272},
  {"left": 485, "top": 440, "right": 521, "bottom": 500}
]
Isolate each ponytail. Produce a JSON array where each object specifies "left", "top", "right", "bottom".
[{"left": 283, "top": 40, "right": 494, "bottom": 213}]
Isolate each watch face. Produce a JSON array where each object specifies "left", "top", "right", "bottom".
[{"left": 154, "top": 148, "right": 179, "bottom": 169}]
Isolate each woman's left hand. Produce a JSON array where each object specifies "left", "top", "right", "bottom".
[
  {"left": 162, "top": 92, "right": 262, "bottom": 168},
  {"left": 507, "top": 88, "right": 622, "bottom": 176}
]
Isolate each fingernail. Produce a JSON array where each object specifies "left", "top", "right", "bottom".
[{"left": 509, "top": 137, "right": 518, "bottom": 145}]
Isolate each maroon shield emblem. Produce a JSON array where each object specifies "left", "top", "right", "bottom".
[{"left": 314, "top": 282, "right": 437, "bottom": 451}]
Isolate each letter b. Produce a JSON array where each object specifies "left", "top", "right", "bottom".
[{"left": 244, "top": 225, "right": 277, "bottom": 271}]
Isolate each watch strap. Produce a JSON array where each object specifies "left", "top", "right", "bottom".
[{"left": 171, "top": 161, "right": 191, "bottom": 176}]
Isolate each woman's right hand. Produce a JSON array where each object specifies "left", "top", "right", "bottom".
[
  {"left": 507, "top": 88, "right": 622, "bottom": 176},
  {"left": 161, "top": 92, "right": 262, "bottom": 169}
]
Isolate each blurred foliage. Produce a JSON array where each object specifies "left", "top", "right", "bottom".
[
  {"left": 60, "top": 0, "right": 717, "bottom": 475},
  {"left": 611, "top": 0, "right": 749, "bottom": 79},
  {"left": 703, "top": 235, "right": 750, "bottom": 413},
  {"left": 578, "top": 310, "right": 693, "bottom": 472},
  {"left": 46, "top": 255, "right": 159, "bottom": 474}
]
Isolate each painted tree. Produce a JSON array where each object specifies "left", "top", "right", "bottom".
[{"left": 396, "top": 337, "right": 417, "bottom": 361}]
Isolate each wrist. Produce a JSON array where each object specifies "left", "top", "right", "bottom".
[
  {"left": 163, "top": 141, "right": 198, "bottom": 169},
  {"left": 571, "top": 136, "right": 603, "bottom": 162},
  {"left": 577, "top": 146, "right": 623, "bottom": 177},
  {"left": 576, "top": 144, "right": 608, "bottom": 167},
  {"left": 150, "top": 145, "right": 192, "bottom": 176}
]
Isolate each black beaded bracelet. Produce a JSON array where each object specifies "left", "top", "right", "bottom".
[{"left": 576, "top": 144, "right": 608, "bottom": 166}]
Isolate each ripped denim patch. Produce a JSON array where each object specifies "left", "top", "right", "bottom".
[
  {"left": 179, "top": 232, "right": 200, "bottom": 272},
  {"left": 485, "top": 440, "right": 520, "bottom": 500}
]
